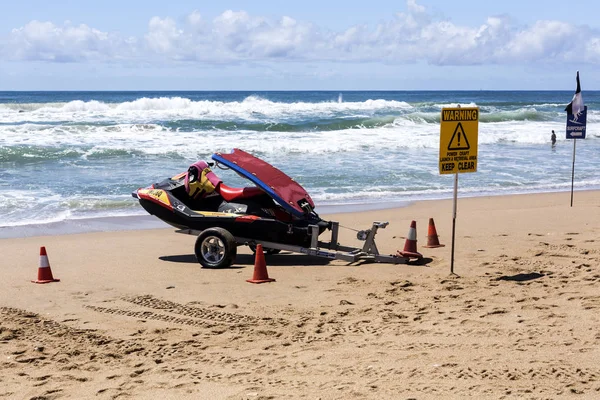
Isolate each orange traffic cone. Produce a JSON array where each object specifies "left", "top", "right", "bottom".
[
  {"left": 32, "top": 246, "right": 60, "bottom": 284},
  {"left": 424, "top": 218, "right": 445, "bottom": 248},
  {"left": 246, "top": 244, "right": 275, "bottom": 284},
  {"left": 399, "top": 220, "right": 423, "bottom": 259}
]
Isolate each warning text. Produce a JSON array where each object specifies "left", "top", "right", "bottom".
[{"left": 442, "top": 109, "right": 478, "bottom": 122}]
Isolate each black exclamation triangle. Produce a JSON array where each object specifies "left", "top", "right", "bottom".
[{"left": 458, "top": 132, "right": 461, "bottom": 147}]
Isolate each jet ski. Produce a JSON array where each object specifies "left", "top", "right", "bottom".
[{"left": 132, "top": 149, "right": 330, "bottom": 268}]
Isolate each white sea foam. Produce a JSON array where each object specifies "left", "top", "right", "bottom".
[
  {"left": 0, "top": 190, "right": 69, "bottom": 227},
  {"left": 60, "top": 100, "right": 111, "bottom": 112},
  {"left": 0, "top": 96, "right": 414, "bottom": 125},
  {"left": 432, "top": 102, "right": 478, "bottom": 109},
  {"left": 1, "top": 118, "right": 597, "bottom": 159}
]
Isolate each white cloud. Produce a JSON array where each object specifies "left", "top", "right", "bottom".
[
  {"left": 207, "top": 11, "right": 316, "bottom": 59},
  {"left": 584, "top": 38, "right": 600, "bottom": 63},
  {"left": 186, "top": 10, "right": 203, "bottom": 28},
  {"left": 247, "top": 16, "right": 314, "bottom": 58},
  {"left": 145, "top": 17, "right": 184, "bottom": 55},
  {"left": 498, "top": 21, "right": 577, "bottom": 62},
  {"left": 1, "top": 0, "right": 599, "bottom": 67},
  {"left": 3, "top": 20, "right": 132, "bottom": 62},
  {"left": 406, "top": 0, "right": 426, "bottom": 14},
  {"left": 140, "top": 10, "right": 318, "bottom": 62}
]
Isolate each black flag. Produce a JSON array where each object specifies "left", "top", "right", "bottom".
[{"left": 565, "top": 71, "right": 584, "bottom": 116}]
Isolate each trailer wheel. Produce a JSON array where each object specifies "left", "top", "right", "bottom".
[
  {"left": 195, "top": 228, "right": 237, "bottom": 268},
  {"left": 248, "top": 244, "right": 281, "bottom": 255}
]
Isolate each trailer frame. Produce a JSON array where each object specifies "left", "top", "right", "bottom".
[{"left": 176, "top": 220, "right": 410, "bottom": 267}]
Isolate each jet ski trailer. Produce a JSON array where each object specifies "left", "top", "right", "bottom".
[{"left": 176, "top": 220, "right": 411, "bottom": 266}]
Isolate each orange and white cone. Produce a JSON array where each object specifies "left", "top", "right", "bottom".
[
  {"left": 398, "top": 220, "right": 423, "bottom": 259},
  {"left": 32, "top": 246, "right": 60, "bottom": 284},
  {"left": 246, "top": 244, "right": 275, "bottom": 284},
  {"left": 424, "top": 218, "right": 445, "bottom": 248}
]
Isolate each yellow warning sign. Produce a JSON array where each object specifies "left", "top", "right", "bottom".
[{"left": 439, "top": 107, "right": 479, "bottom": 174}]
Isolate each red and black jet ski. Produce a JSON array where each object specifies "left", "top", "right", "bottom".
[{"left": 132, "top": 149, "right": 330, "bottom": 268}]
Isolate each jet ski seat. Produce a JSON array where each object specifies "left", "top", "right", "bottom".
[
  {"left": 217, "top": 183, "right": 265, "bottom": 202},
  {"left": 185, "top": 160, "right": 265, "bottom": 203}
]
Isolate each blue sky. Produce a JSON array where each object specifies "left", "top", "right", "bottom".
[{"left": 1, "top": 0, "right": 599, "bottom": 90}]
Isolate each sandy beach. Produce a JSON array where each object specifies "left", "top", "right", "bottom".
[{"left": 1, "top": 190, "right": 600, "bottom": 399}]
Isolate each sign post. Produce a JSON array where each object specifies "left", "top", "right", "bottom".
[
  {"left": 439, "top": 107, "right": 479, "bottom": 274},
  {"left": 566, "top": 106, "right": 587, "bottom": 207}
]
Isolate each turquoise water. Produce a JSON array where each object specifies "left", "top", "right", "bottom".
[{"left": 1, "top": 90, "right": 599, "bottom": 227}]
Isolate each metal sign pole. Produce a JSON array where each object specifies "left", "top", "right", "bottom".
[
  {"left": 450, "top": 172, "right": 458, "bottom": 274},
  {"left": 571, "top": 138, "right": 576, "bottom": 207}
]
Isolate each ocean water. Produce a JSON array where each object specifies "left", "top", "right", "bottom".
[{"left": 1, "top": 90, "right": 599, "bottom": 229}]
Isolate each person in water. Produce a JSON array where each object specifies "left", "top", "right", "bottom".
[{"left": 551, "top": 130, "right": 556, "bottom": 147}]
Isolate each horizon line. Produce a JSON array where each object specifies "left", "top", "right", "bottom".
[{"left": 0, "top": 89, "right": 594, "bottom": 92}]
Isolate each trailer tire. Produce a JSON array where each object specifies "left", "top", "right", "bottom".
[{"left": 195, "top": 227, "right": 237, "bottom": 268}]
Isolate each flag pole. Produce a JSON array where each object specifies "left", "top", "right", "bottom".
[
  {"left": 565, "top": 71, "right": 585, "bottom": 207},
  {"left": 571, "top": 138, "right": 576, "bottom": 207}
]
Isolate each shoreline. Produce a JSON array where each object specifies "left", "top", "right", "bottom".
[{"left": 0, "top": 188, "right": 594, "bottom": 239}]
